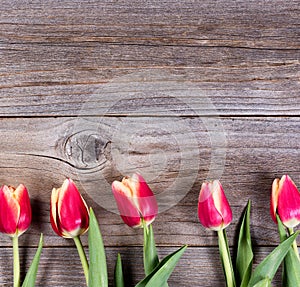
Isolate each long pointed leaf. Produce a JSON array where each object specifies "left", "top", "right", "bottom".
[
  {"left": 283, "top": 249, "right": 300, "bottom": 286},
  {"left": 135, "top": 245, "right": 187, "bottom": 287},
  {"left": 237, "top": 200, "right": 253, "bottom": 287},
  {"left": 252, "top": 278, "right": 271, "bottom": 287},
  {"left": 277, "top": 215, "right": 287, "bottom": 243},
  {"left": 277, "top": 216, "right": 300, "bottom": 286},
  {"left": 114, "top": 253, "right": 124, "bottom": 287},
  {"left": 88, "top": 208, "right": 108, "bottom": 287},
  {"left": 248, "top": 232, "right": 299, "bottom": 287},
  {"left": 21, "top": 234, "right": 43, "bottom": 287}
]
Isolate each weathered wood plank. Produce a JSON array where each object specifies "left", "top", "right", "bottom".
[
  {"left": 1, "top": 0, "right": 299, "bottom": 49},
  {"left": 0, "top": 0, "right": 299, "bottom": 116},
  {"left": 1, "top": 0, "right": 299, "bottom": 286},
  {"left": 0, "top": 246, "right": 283, "bottom": 287},
  {"left": 1, "top": 70, "right": 300, "bottom": 116},
  {"left": 0, "top": 116, "right": 298, "bottom": 246}
]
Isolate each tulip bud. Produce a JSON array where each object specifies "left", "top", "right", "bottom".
[
  {"left": 198, "top": 180, "right": 232, "bottom": 231},
  {"left": 270, "top": 175, "right": 300, "bottom": 228},
  {"left": 0, "top": 184, "right": 31, "bottom": 237},
  {"left": 50, "top": 179, "right": 89, "bottom": 238},
  {"left": 112, "top": 173, "right": 158, "bottom": 228}
]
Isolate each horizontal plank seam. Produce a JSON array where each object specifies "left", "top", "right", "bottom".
[
  {"left": 0, "top": 114, "right": 300, "bottom": 118},
  {"left": 0, "top": 244, "right": 284, "bottom": 248},
  {"left": 3, "top": 41, "right": 300, "bottom": 51}
]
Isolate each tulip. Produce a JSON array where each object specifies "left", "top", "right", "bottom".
[
  {"left": 50, "top": 178, "right": 89, "bottom": 238},
  {"left": 270, "top": 175, "right": 300, "bottom": 228},
  {"left": 198, "top": 180, "right": 235, "bottom": 287},
  {"left": 50, "top": 179, "right": 90, "bottom": 285},
  {"left": 198, "top": 180, "right": 232, "bottom": 231},
  {"left": 112, "top": 173, "right": 158, "bottom": 228},
  {"left": 0, "top": 184, "right": 31, "bottom": 237},
  {"left": 0, "top": 184, "right": 32, "bottom": 287},
  {"left": 271, "top": 175, "right": 300, "bottom": 265}
]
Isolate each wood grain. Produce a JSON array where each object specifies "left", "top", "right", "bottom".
[
  {"left": 0, "top": 0, "right": 299, "bottom": 116},
  {"left": 0, "top": 116, "right": 298, "bottom": 247},
  {"left": 1, "top": 74, "right": 300, "bottom": 116},
  {"left": 0, "top": 246, "right": 283, "bottom": 287},
  {"left": 0, "top": 0, "right": 299, "bottom": 285},
  {"left": 1, "top": 0, "right": 299, "bottom": 48}
]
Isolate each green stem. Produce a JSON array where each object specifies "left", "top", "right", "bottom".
[
  {"left": 73, "top": 236, "right": 89, "bottom": 286},
  {"left": 217, "top": 229, "right": 236, "bottom": 287},
  {"left": 288, "top": 227, "right": 300, "bottom": 260},
  {"left": 13, "top": 235, "right": 20, "bottom": 287},
  {"left": 143, "top": 224, "right": 168, "bottom": 287},
  {"left": 143, "top": 223, "right": 149, "bottom": 274}
]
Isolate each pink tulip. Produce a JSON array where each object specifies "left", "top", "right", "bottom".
[
  {"left": 270, "top": 175, "right": 300, "bottom": 228},
  {"left": 198, "top": 180, "right": 232, "bottom": 231},
  {"left": 50, "top": 179, "right": 89, "bottom": 238},
  {"left": 0, "top": 184, "right": 31, "bottom": 237},
  {"left": 112, "top": 173, "right": 158, "bottom": 228}
]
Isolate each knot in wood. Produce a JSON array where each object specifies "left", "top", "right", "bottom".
[{"left": 64, "top": 130, "right": 110, "bottom": 170}]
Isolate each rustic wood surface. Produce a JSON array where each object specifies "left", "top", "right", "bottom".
[
  {"left": 1, "top": 0, "right": 300, "bottom": 286},
  {"left": 0, "top": 247, "right": 283, "bottom": 287}
]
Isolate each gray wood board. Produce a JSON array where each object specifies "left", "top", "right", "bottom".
[
  {"left": 0, "top": 116, "right": 298, "bottom": 246},
  {"left": 0, "top": 0, "right": 299, "bottom": 285},
  {"left": 0, "top": 246, "right": 283, "bottom": 287},
  {"left": 0, "top": 1, "right": 299, "bottom": 116}
]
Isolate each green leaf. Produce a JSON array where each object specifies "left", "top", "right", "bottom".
[
  {"left": 143, "top": 224, "right": 159, "bottom": 275},
  {"left": 21, "top": 234, "right": 43, "bottom": 287},
  {"left": 237, "top": 200, "right": 253, "bottom": 287},
  {"left": 277, "top": 216, "right": 300, "bottom": 287},
  {"left": 252, "top": 278, "right": 271, "bottom": 287},
  {"left": 114, "top": 253, "right": 124, "bottom": 287},
  {"left": 277, "top": 215, "right": 287, "bottom": 242},
  {"left": 143, "top": 225, "right": 169, "bottom": 287},
  {"left": 88, "top": 208, "right": 108, "bottom": 287},
  {"left": 247, "top": 232, "right": 299, "bottom": 287},
  {"left": 283, "top": 248, "right": 300, "bottom": 286},
  {"left": 135, "top": 245, "right": 187, "bottom": 287}
]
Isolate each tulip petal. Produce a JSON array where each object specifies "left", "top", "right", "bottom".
[
  {"left": 112, "top": 173, "right": 158, "bottom": 228},
  {"left": 270, "top": 178, "right": 280, "bottom": 223},
  {"left": 198, "top": 184, "right": 223, "bottom": 230},
  {"left": 14, "top": 184, "right": 32, "bottom": 235},
  {"left": 277, "top": 175, "right": 300, "bottom": 228},
  {"left": 50, "top": 187, "right": 63, "bottom": 237},
  {"left": 50, "top": 179, "right": 89, "bottom": 238},
  {"left": 130, "top": 173, "right": 155, "bottom": 197},
  {"left": 198, "top": 181, "right": 232, "bottom": 231},
  {"left": 0, "top": 185, "right": 20, "bottom": 236},
  {"left": 131, "top": 173, "right": 158, "bottom": 222},
  {"left": 112, "top": 181, "right": 142, "bottom": 227},
  {"left": 212, "top": 181, "right": 232, "bottom": 228},
  {"left": 57, "top": 179, "right": 89, "bottom": 237}
]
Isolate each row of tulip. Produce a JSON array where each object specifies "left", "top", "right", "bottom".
[
  {"left": 0, "top": 174, "right": 299, "bottom": 286},
  {"left": 198, "top": 175, "right": 300, "bottom": 287}
]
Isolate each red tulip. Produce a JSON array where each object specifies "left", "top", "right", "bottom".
[
  {"left": 270, "top": 175, "right": 300, "bottom": 228},
  {"left": 198, "top": 180, "right": 232, "bottom": 231},
  {"left": 0, "top": 184, "right": 31, "bottom": 237},
  {"left": 112, "top": 173, "right": 158, "bottom": 228},
  {"left": 50, "top": 179, "right": 89, "bottom": 238}
]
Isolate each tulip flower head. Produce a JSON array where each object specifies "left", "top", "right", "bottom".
[
  {"left": 270, "top": 175, "right": 300, "bottom": 228},
  {"left": 112, "top": 173, "right": 158, "bottom": 228},
  {"left": 0, "top": 184, "right": 32, "bottom": 237},
  {"left": 50, "top": 179, "right": 89, "bottom": 238},
  {"left": 198, "top": 180, "right": 232, "bottom": 231}
]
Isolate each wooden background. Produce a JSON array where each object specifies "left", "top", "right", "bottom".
[{"left": 1, "top": 0, "right": 300, "bottom": 286}]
